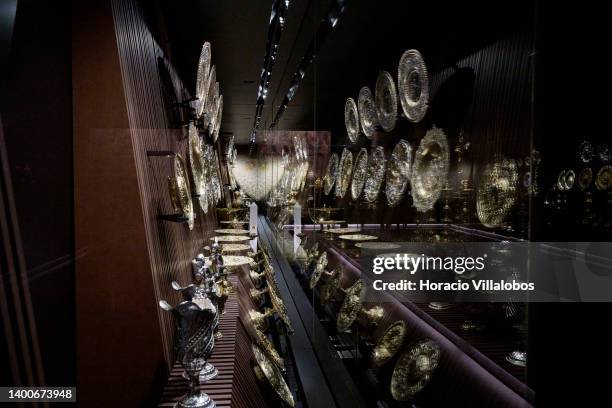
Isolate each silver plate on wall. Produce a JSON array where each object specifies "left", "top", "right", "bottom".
[
  {"left": 398, "top": 49, "right": 429, "bottom": 123},
  {"left": 375, "top": 71, "right": 398, "bottom": 132}
]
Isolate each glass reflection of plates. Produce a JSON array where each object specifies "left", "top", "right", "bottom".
[
  {"left": 363, "top": 146, "right": 386, "bottom": 203},
  {"left": 398, "top": 49, "right": 429, "bottom": 123},
  {"left": 411, "top": 128, "right": 449, "bottom": 212},
  {"left": 336, "top": 148, "right": 353, "bottom": 198},
  {"left": 210, "top": 235, "right": 250, "bottom": 242},
  {"left": 214, "top": 229, "right": 250, "bottom": 235},
  {"left": 345, "top": 97, "right": 360, "bottom": 143},
  {"left": 338, "top": 234, "right": 378, "bottom": 241},
  {"left": 385, "top": 140, "right": 412, "bottom": 207},
  {"left": 596, "top": 165, "right": 612, "bottom": 191},
  {"left": 375, "top": 70, "right": 398, "bottom": 132},
  {"left": 476, "top": 158, "right": 518, "bottom": 228},
  {"left": 351, "top": 148, "right": 368, "bottom": 200},
  {"left": 323, "top": 153, "right": 339, "bottom": 195},
  {"left": 355, "top": 242, "right": 401, "bottom": 250},
  {"left": 358, "top": 86, "right": 379, "bottom": 138}
]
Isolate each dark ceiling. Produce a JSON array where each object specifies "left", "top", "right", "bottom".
[{"left": 158, "top": 0, "right": 535, "bottom": 145}]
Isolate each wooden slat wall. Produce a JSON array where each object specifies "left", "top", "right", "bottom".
[{"left": 110, "top": 0, "right": 219, "bottom": 368}]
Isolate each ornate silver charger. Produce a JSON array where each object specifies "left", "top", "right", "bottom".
[
  {"left": 390, "top": 338, "right": 441, "bottom": 401},
  {"left": 596, "top": 165, "right": 612, "bottom": 191},
  {"left": 188, "top": 124, "right": 206, "bottom": 212},
  {"left": 578, "top": 168, "right": 593, "bottom": 190},
  {"left": 338, "top": 234, "right": 378, "bottom": 242},
  {"left": 214, "top": 229, "right": 249, "bottom": 235},
  {"left": 476, "top": 158, "right": 519, "bottom": 228},
  {"left": 323, "top": 153, "right": 339, "bottom": 195},
  {"left": 411, "top": 128, "right": 449, "bottom": 212},
  {"left": 252, "top": 344, "right": 295, "bottom": 407},
  {"left": 385, "top": 140, "right": 412, "bottom": 207},
  {"left": 398, "top": 49, "right": 429, "bottom": 123},
  {"left": 373, "top": 320, "right": 407, "bottom": 367},
  {"left": 336, "top": 148, "right": 354, "bottom": 198},
  {"left": 351, "top": 148, "right": 368, "bottom": 200},
  {"left": 358, "top": 86, "right": 379, "bottom": 138},
  {"left": 375, "top": 70, "right": 398, "bottom": 132},
  {"left": 210, "top": 235, "right": 250, "bottom": 243},
  {"left": 345, "top": 97, "right": 360, "bottom": 143},
  {"left": 363, "top": 146, "right": 386, "bottom": 203},
  {"left": 579, "top": 141, "right": 594, "bottom": 163},
  {"left": 168, "top": 154, "right": 195, "bottom": 230},
  {"left": 195, "top": 42, "right": 211, "bottom": 118}
]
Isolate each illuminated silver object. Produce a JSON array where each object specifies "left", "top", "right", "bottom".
[
  {"left": 351, "top": 148, "right": 368, "bottom": 200},
  {"left": 398, "top": 49, "right": 429, "bottom": 123},
  {"left": 358, "top": 86, "right": 379, "bottom": 138},
  {"left": 344, "top": 97, "right": 360, "bottom": 143},
  {"left": 336, "top": 148, "right": 353, "bottom": 198},
  {"left": 195, "top": 42, "right": 211, "bottom": 118},
  {"left": 323, "top": 153, "right": 339, "bottom": 195},
  {"left": 411, "top": 128, "right": 449, "bottom": 212},
  {"left": 375, "top": 70, "right": 398, "bottom": 132},
  {"left": 385, "top": 140, "right": 412, "bottom": 207},
  {"left": 363, "top": 146, "right": 386, "bottom": 203}
]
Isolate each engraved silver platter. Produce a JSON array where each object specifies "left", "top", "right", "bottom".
[
  {"left": 390, "top": 338, "right": 441, "bottom": 401},
  {"left": 355, "top": 242, "right": 401, "bottom": 250},
  {"left": 363, "top": 146, "right": 386, "bottom": 203},
  {"left": 195, "top": 42, "right": 211, "bottom": 118},
  {"left": 598, "top": 143, "right": 611, "bottom": 164},
  {"left": 168, "top": 154, "right": 194, "bottom": 230},
  {"left": 323, "top": 153, "right": 340, "bottom": 195},
  {"left": 345, "top": 97, "right": 360, "bottom": 143},
  {"left": 385, "top": 140, "right": 412, "bottom": 207},
  {"left": 351, "top": 148, "right": 368, "bottom": 200},
  {"left": 411, "top": 128, "right": 449, "bottom": 212},
  {"left": 476, "top": 158, "right": 519, "bottom": 228},
  {"left": 336, "top": 148, "right": 354, "bottom": 198},
  {"left": 373, "top": 320, "right": 407, "bottom": 366},
  {"left": 578, "top": 141, "right": 594, "bottom": 163},
  {"left": 212, "top": 95, "right": 223, "bottom": 142},
  {"left": 398, "top": 49, "right": 429, "bottom": 123},
  {"left": 596, "top": 165, "right": 612, "bottom": 191},
  {"left": 336, "top": 279, "right": 365, "bottom": 332},
  {"left": 358, "top": 86, "right": 379, "bottom": 138},
  {"left": 204, "top": 66, "right": 216, "bottom": 127},
  {"left": 375, "top": 70, "right": 398, "bottom": 132},
  {"left": 188, "top": 123, "right": 206, "bottom": 200},
  {"left": 252, "top": 344, "right": 295, "bottom": 407}
]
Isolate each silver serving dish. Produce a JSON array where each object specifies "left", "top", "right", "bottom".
[
  {"left": 385, "top": 140, "right": 412, "bottom": 207},
  {"left": 212, "top": 95, "right": 223, "bottom": 142},
  {"left": 351, "top": 148, "right": 368, "bottom": 200},
  {"left": 476, "top": 158, "right": 519, "bottom": 228},
  {"left": 390, "top": 339, "right": 440, "bottom": 401},
  {"left": 252, "top": 344, "right": 295, "bottom": 407},
  {"left": 344, "top": 97, "right": 360, "bottom": 143},
  {"left": 411, "top": 128, "right": 449, "bottom": 212},
  {"left": 564, "top": 169, "right": 576, "bottom": 190},
  {"left": 373, "top": 320, "right": 407, "bottom": 366},
  {"left": 168, "top": 154, "right": 195, "bottom": 230},
  {"left": 358, "top": 86, "right": 379, "bottom": 138},
  {"left": 188, "top": 124, "right": 206, "bottom": 202},
  {"left": 336, "top": 148, "right": 354, "bottom": 198},
  {"left": 195, "top": 42, "right": 211, "bottom": 118},
  {"left": 375, "top": 71, "right": 398, "bottom": 132},
  {"left": 204, "top": 66, "right": 216, "bottom": 127},
  {"left": 398, "top": 49, "right": 429, "bottom": 123},
  {"left": 323, "top": 153, "right": 340, "bottom": 195},
  {"left": 363, "top": 146, "right": 386, "bottom": 203},
  {"left": 355, "top": 242, "right": 400, "bottom": 250},
  {"left": 556, "top": 170, "right": 567, "bottom": 191}
]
